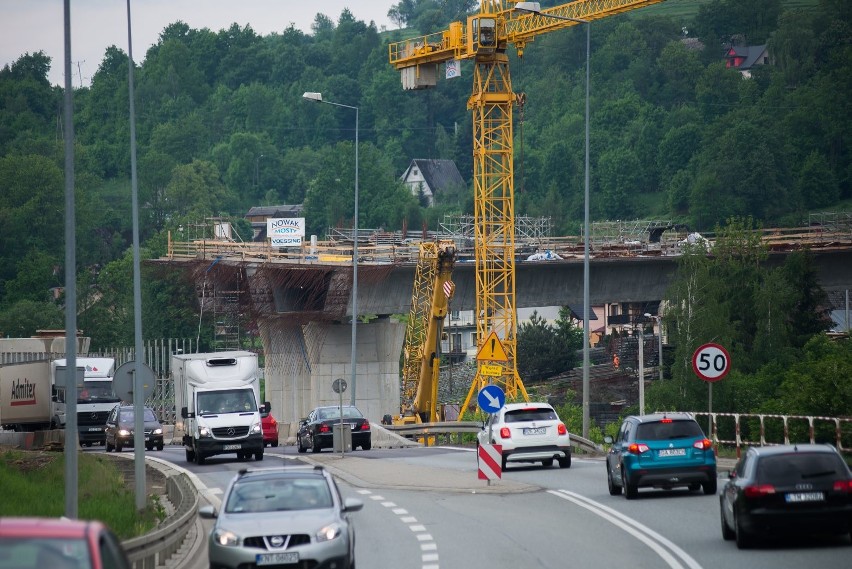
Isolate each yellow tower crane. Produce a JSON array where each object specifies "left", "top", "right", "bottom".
[{"left": 388, "top": 0, "right": 664, "bottom": 418}]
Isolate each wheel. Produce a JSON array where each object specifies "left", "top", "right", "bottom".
[
  {"left": 297, "top": 435, "right": 307, "bottom": 454},
  {"left": 542, "top": 458, "right": 554, "bottom": 468},
  {"left": 361, "top": 441, "right": 371, "bottom": 451},
  {"left": 185, "top": 448, "right": 195, "bottom": 462},
  {"left": 734, "top": 510, "right": 752, "bottom": 549},
  {"left": 703, "top": 478, "right": 718, "bottom": 495},
  {"left": 501, "top": 454, "right": 507, "bottom": 471},
  {"left": 689, "top": 483, "right": 701, "bottom": 492},
  {"left": 195, "top": 451, "right": 205, "bottom": 465},
  {"left": 558, "top": 454, "right": 571, "bottom": 468},
  {"left": 146, "top": 445, "right": 153, "bottom": 451},
  {"left": 622, "top": 469, "right": 638, "bottom": 500},
  {"left": 115, "top": 442, "right": 123, "bottom": 452},
  {"left": 105, "top": 440, "right": 114, "bottom": 453},
  {"left": 607, "top": 465, "right": 622, "bottom": 496},
  {"left": 157, "top": 443, "right": 164, "bottom": 451},
  {"left": 272, "top": 440, "right": 278, "bottom": 447},
  {"left": 720, "top": 501, "right": 735, "bottom": 541},
  {"left": 255, "top": 450, "right": 264, "bottom": 461}
]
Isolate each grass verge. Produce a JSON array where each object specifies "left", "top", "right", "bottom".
[{"left": 0, "top": 447, "right": 165, "bottom": 539}]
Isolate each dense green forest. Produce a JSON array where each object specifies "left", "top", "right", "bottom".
[{"left": 0, "top": 0, "right": 849, "bottom": 360}]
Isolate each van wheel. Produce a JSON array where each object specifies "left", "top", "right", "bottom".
[
  {"left": 195, "top": 451, "right": 205, "bottom": 465},
  {"left": 185, "top": 448, "right": 195, "bottom": 462},
  {"left": 157, "top": 443, "right": 164, "bottom": 451}
]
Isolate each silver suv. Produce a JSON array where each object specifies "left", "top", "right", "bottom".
[
  {"left": 198, "top": 466, "right": 363, "bottom": 569},
  {"left": 477, "top": 402, "right": 572, "bottom": 470}
]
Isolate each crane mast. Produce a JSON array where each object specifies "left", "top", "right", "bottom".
[{"left": 389, "top": 0, "right": 664, "bottom": 418}]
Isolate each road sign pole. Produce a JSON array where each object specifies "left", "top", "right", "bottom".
[{"left": 708, "top": 383, "right": 712, "bottom": 435}]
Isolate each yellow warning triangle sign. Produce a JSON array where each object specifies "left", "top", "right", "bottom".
[{"left": 476, "top": 331, "right": 509, "bottom": 362}]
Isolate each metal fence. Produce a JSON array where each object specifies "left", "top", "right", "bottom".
[{"left": 692, "top": 411, "right": 852, "bottom": 458}]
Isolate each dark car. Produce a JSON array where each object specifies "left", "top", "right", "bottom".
[
  {"left": 104, "top": 404, "right": 164, "bottom": 452},
  {"left": 719, "top": 443, "right": 852, "bottom": 548},
  {"left": 0, "top": 516, "right": 131, "bottom": 569},
  {"left": 297, "top": 405, "right": 371, "bottom": 453},
  {"left": 198, "top": 466, "right": 363, "bottom": 569},
  {"left": 605, "top": 412, "right": 717, "bottom": 499}
]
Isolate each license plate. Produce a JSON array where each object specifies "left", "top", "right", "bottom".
[
  {"left": 223, "top": 444, "right": 241, "bottom": 451},
  {"left": 257, "top": 552, "right": 299, "bottom": 565},
  {"left": 658, "top": 448, "right": 686, "bottom": 457},
  {"left": 785, "top": 492, "right": 825, "bottom": 503},
  {"left": 523, "top": 427, "right": 546, "bottom": 435},
  {"left": 88, "top": 427, "right": 102, "bottom": 432},
  {"left": 144, "top": 437, "right": 150, "bottom": 442}
]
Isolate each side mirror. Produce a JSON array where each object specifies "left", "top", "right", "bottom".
[
  {"left": 180, "top": 406, "right": 188, "bottom": 419},
  {"left": 604, "top": 436, "right": 614, "bottom": 444},
  {"left": 198, "top": 505, "right": 218, "bottom": 519},
  {"left": 264, "top": 401, "right": 271, "bottom": 413}
]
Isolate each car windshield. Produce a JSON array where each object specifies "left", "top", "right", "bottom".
[
  {"left": 757, "top": 452, "right": 845, "bottom": 485},
  {"left": 225, "top": 478, "right": 333, "bottom": 513},
  {"left": 119, "top": 408, "right": 158, "bottom": 422},
  {"left": 504, "top": 408, "right": 557, "bottom": 422},
  {"left": 0, "top": 537, "right": 91, "bottom": 569},
  {"left": 319, "top": 407, "right": 363, "bottom": 420},
  {"left": 636, "top": 420, "right": 703, "bottom": 440}
]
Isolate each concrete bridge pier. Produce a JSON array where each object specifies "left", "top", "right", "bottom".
[{"left": 260, "top": 316, "right": 404, "bottom": 434}]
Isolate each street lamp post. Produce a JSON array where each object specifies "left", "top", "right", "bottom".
[
  {"left": 637, "top": 320, "right": 645, "bottom": 415},
  {"left": 515, "top": 2, "right": 591, "bottom": 437},
  {"left": 644, "top": 313, "right": 664, "bottom": 381},
  {"left": 303, "top": 92, "right": 359, "bottom": 406}
]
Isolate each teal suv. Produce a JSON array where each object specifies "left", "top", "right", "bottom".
[{"left": 606, "top": 413, "right": 717, "bottom": 499}]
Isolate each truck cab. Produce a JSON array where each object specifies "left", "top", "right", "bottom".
[{"left": 52, "top": 358, "right": 120, "bottom": 446}]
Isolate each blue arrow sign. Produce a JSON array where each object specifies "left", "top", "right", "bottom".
[{"left": 477, "top": 385, "right": 506, "bottom": 414}]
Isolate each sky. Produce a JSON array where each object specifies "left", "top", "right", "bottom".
[{"left": 0, "top": 1, "right": 397, "bottom": 87}]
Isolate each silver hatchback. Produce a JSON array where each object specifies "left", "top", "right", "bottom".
[{"left": 199, "top": 466, "right": 363, "bottom": 569}]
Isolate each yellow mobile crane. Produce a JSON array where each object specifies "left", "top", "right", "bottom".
[
  {"left": 397, "top": 241, "right": 457, "bottom": 424},
  {"left": 388, "top": 0, "right": 664, "bottom": 417}
]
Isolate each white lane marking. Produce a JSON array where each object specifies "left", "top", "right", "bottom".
[
  {"left": 359, "top": 489, "right": 439, "bottom": 568},
  {"left": 550, "top": 490, "right": 703, "bottom": 569}
]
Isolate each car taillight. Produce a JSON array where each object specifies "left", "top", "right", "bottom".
[
  {"left": 499, "top": 427, "right": 511, "bottom": 439},
  {"left": 627, "top": 443, "right": 649, "bottom": 454},
  {"left": 557, "top": 423, "right": 567, "bottom": 435},
  {"left": 693, "top": 438, "right": 713, "bottom": 450},
  {"left": 360, "top": 421, "right": 370, "bottom": 431},
  {"left": 660, "top": 418, "right": 673, "bottom": 423},
  {"left": 832, "top": 480, "right": 852, "bottom": 493},
  {"left": 744, "top": 484, "right": 776, "bottom": 498},
  {"left": 319, "top": 424, "right": 330, "bottom": 433}
]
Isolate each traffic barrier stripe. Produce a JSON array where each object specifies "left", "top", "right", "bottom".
[{"left": 478, "top": 444, "right": 502, "bottom": 480}]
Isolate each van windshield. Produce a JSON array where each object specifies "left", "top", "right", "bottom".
[
  {"left": 77, "top": 381, "right": 120, "bottom": 403},
  {"left": 198, "top": 389, "right": 257, "bottom": 415}
]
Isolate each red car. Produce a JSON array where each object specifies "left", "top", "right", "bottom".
[
  {"left": 0, "top": 517, "right": 131, "bottom": 569},
  {"left": 261, "top": 409, "right": 279, "bottom": 447}
]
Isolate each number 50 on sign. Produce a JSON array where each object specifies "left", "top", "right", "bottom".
[{"left": 692, "top": 343, "right": 731, "bottom": 382}]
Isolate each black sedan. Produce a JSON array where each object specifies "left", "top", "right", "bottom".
[
  {"left": 297, "top": 405, "right": 372, "bottom": 453},
  {"left": 720, "top": 443, "right": 852, "bottom": 548}
]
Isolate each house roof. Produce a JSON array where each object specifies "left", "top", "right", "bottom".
[
  {"left": 245, "top": 204, "right": 303, "bottom": 218},
  {"left": 727, "top": 44, "right": 767, "bottom": 70},
  {"left": 403, "top": 159, "right": 466, "bottom": 193}
]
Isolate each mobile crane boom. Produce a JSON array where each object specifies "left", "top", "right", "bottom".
[{"left": 388, "top": 0, "right": 663, "bottom": 417}]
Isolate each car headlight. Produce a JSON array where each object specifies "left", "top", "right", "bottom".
[
  {"left": 251, "top": 422, "right": 262, "bottom": 434},
  {"left": 316, "top": 522, "right": 342, "bottom": 542},
  {"left": 153, "top": 428, "right": 163, "bottom": 435},
  {"left": 198, "top": 426, "right": 211, "bottom": 438},
  {"left": 212, "top": 529, "right": 240, "bottom": 547},
  {"left": 118, "top": 429, "right": 131, "bottom": 437}
]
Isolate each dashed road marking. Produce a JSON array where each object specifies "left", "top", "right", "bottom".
[{"left": 359, "top": 488, "right": 439, "bottom": 568}]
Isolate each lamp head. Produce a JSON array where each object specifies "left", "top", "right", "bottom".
[
  {"left": 644, "top": 312, "right": 653, "bottom": 318},
  {"left": 302, "top": 92, "right": 323, "bottom": 102},
  {"left": 514, "top": 2, "right": 541, "bottom": 13}
]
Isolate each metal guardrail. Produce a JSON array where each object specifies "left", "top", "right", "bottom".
[
  {"left": 122, "top": 472, "right": 198, "bottom": 569},
  {"left": 382, "top": 421, "right": 605, "bottom": 456}
]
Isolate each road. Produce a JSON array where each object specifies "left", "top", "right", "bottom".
[{"left": 135, "top": 445, "right": 851, "bottom": 569}]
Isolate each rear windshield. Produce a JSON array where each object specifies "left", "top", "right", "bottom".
[
  {"left": 757, "top": 452, "right": 846, "bottom": 485},
  {"left": 636, "top": 420, "right": 704, "bottom": 440},
  {"left": 505, "top": 408, "right": 557, "bottom": 422}
]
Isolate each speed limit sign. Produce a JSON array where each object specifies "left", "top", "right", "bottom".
[{"left": 692, "top": 343, "right": 731, "bottom": 382}]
